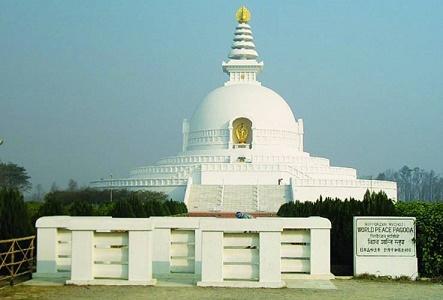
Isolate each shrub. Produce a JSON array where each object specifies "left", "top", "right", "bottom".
[
  {"left": 38, "top": 192, "right": 67, "bottom": 217},
  {"left": 396, "top": 202, "right": 443, "bottom": 277},
  {"left": 165, "top": 199, "right": 188, "bottom": 215},
  {"left": 69, "top": 199, "right": 94, "bottom": 216},
  {"left": 111, "top": 198, "right": 135, "bottom": 217}
]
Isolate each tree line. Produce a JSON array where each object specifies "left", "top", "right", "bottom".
[
  {"left": 377, "top": 165, "right": 443, "bottom": 202},
  {"left": 0, "top": 187, "right": 187, "bottom": 240},
  {"left": 38, "top": 189, "right": 188, "bottom": 218}
]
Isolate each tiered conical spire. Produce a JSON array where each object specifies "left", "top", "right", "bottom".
[
  {"left": 229, "top": 23, "right": 258, "bottom": 60},
  {"left": 222, "top": 6, "right": 263, "bottom": 85}
]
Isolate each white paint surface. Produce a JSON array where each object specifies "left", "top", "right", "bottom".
[
  {"left": 36, "top": 216, "right": 333, "bottom": 287},
  {"left": 354, "top": 216, "right": 418, "bottom": 279}
]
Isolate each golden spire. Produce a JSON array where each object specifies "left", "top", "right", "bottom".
[{"left": 236, "top": 6, "right": 251, "bottom": 23}]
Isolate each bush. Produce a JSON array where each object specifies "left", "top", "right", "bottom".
[
  {"left": 165, "top": 199, "right": 188, "bottom": 215},
  {"left": 69, "top": 199, "right": 94, "bottom": 216},
  {"left": 111, "top": 198, "right": 136, "bottom": 217},
  {"left": 38, "top": 192, "right": 67, "bottom": 217},
  {"left": 26, "top": 201, "right": 42, "bottom": 228},
  {"left": 396, "top": 202, "right": 443, "bottom": 277}
]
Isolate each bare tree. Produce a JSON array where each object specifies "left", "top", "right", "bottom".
[
  {"left": 32, "top": 184, "right": 45, "bottom": 202},
  {"left": 50, "top": 182, "right": 59, "bottom": 192},
  {"left": 377, "top": 166, "right": 442, "bottom": 202},
  {"left": 67, "top": 179, "right": 78, "bottom": 191}
]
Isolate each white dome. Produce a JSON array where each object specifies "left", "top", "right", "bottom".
[{"left": 190, "top": 84, "right": 297, "bottom": 132}]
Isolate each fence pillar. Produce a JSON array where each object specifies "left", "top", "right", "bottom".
[
  {"left": 198, "top": 231, "right": 223, "bottom": 284},
  {"left": 310, "top": 228, "right": 332, "bottom": 278},
  {"left": 68, "top": 230, "right": 94, "bottom": 283},
  {"left": 259, "top": 231, "right": 282, "bottom": 285},
  {"left": 35, "top": 228, "right": 58, "bottom": 275},
  {"left": 194, "top": 229, "right": 202, "bottom": 276},
  {"left": 152, "top": 228, "right": 171, "bottom": 275},
  {"left": 128, "top": 230, "right": 156, "bottom": 284}
]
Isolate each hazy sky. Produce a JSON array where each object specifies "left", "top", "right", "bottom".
[{"left": 1, "top": 1, "right": 442, "bottom": 193}]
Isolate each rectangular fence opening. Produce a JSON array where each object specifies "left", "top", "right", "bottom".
[
  {"left": 93, "top": 231, "right": 128, "bottom": 280},
  {"left": 170, "top": 229, "right": 195, "bottom": 273},
  {"left": 280, "top": 229, "right": 310, "bottom": 276},
  {"left": 56, "top": 229, "right": 71, "bottom": 274},
  {"left": 223, "top": 232, "right": 259, "bottom": 281}
]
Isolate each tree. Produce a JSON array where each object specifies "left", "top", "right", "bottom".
[
  {"left": 69, "top": 199, "right": 93, "bottom": 216},
  {"left": 0, "top": 162, "right": 31, "bottom": 192},
  {"left": 50, "top": 182, "right": 59, "bottom": 192},
  {"left": 111, "top": 199, "right": 135, "bottom": 217},
  {"left": 38, "top": 192, "right": 67, "bottom": 216},
  {"left": 0, "top": 188, "right": 32, "bottom": 239},
  {"left": 376, "top": 166, "right": 443, "bottom": 202},
  {"left": 67, "top": 179, "right": 78, "bottom": 191},
  {"left": 128, "top": 195, "right": 146, "bottom": 218},
  {"left": 31, "top": 184, "right": 44, "bottom": 202}
]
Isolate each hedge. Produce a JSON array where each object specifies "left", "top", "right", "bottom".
[
  {"left": 34, "top": 189, "right": 187, "bottom": 221},
  {"left": 395, "top": 202, "right": 443, "bottom": 277}
]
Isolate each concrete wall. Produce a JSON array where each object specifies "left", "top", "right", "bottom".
[
  {"left": 35, "top": 216, "right": 333, "bottom": 288},
  {"left": 35, "top": 216, "right": 156, "bottom": 285}
]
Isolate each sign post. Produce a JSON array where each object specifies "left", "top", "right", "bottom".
[{"left": 353, "top": 216, "right": 418, "bottom": 279}]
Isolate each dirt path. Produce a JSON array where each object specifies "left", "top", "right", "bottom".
[{"left": 1, "top": 280, "right": 442, "bottom": 300}]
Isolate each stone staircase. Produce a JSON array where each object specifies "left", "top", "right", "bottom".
[
  {"left": 257, "top": 185, "right": 291, "bottom": 212},
  {"left": 223, "top": 185, "right": 257, "bottom": 212},
  {"left": 187, "top": 184, "right": 292, "bottom": 212},
  {"left": 187, "top": 184, "right": 223, "bottom": 211}
]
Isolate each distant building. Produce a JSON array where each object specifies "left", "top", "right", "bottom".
[{"left": 91, "top": 7, "right": 397, "bottom": 212}]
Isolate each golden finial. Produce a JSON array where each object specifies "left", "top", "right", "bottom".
[{"left": 236, "top": 6, "right": 251, "bottom": 23}]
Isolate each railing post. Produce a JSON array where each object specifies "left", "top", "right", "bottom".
[
  {"left": 10, "top": 241, "right": 15, "bottom": 286},
  {"left": 30, "top": 237, "right": 35, "bottom": 277}
]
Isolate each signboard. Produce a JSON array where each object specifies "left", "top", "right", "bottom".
[{"left": 355, "top": 218, "right": 415, "bottom": 257}]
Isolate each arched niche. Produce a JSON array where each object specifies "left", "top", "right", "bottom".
[{"left": 232, "top": 117, "right": 253, "bottom": 147}]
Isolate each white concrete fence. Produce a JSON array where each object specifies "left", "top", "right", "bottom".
[{"left": 34, "top": 216, "right": 333, "bottom": 288}]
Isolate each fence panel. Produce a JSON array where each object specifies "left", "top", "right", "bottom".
[
  {"left": 0, "top": 236, "right": 35, "bottom": 285},
  {"left": 93, "top": 232, "right": 128, "bottom": 279},
  {"left": 280, "top": 229, "right": 311, "bottom": 275},
  {"left": 170, "top": 229, "right": 195, "bottom": 273},
  {"left": 223, "top": 232, "right": 259, "bottom": 281},
  {"left": 56, "top": 229, "right": 71, "bottom": 273}
]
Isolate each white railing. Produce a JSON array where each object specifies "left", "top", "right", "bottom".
[
  {"left": 90, "top": 178, "right": 188, "bottom": 188},
  {"left": 292, "top": 178, "right": 397, "bottom": 189},
  {"left": 34, "top": 216, "right": 333, "bottom": 287}
]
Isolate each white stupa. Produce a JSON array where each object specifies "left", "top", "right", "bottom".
[{"left": 91, "top": 7, "right": 397, "bottom": 212}]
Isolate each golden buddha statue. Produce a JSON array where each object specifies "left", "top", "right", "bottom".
[{"left": 235, "top": 123, "right": 249, "bottom": 144}]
